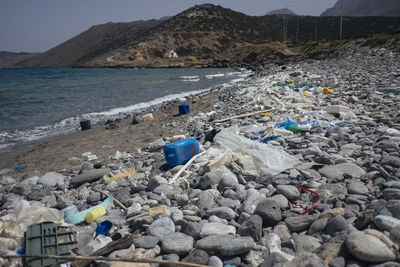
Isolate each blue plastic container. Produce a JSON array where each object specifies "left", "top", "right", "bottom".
[
  {"left": 179, "top": 104, "right": 190, "bottom": 114},
  {"left": 164, "top": 138, "right": 200, "bottom": 166}
]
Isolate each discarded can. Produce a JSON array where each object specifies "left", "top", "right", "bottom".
[
  {"left": 164, "top": 138, "right": 200, "bottom": 167},
  {"left": 179, "top": 104, "right": 190, "bottom": 114}
]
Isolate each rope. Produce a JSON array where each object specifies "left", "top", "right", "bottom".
[
  {"left": 296, "top": 185, "right": 321, "bottom": 215},
  {"left": 0, "top": 254, "right": 209, "bottom": 267}
]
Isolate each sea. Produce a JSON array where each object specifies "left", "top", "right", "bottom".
[{"left": 0, "top": 67, "right": 252, "bottom": 151}]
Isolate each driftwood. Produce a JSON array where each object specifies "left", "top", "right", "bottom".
[
  {"left": 168, "top": 151, "right": 205, "bottom": 185},
  {"left": 212, "top": 108, "right": 279, "bottom": 123},
  {"left": 1, "top": 254, "right": 208, "bottom": 267},
  {"left": 94, "top": 188, "right": 128, "bottom": 213}
]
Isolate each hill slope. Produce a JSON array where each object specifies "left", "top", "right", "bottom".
[
  {"left": 13, "top": 19, "right": 161, "bottom": 67},
  {"left": 6, "top": 4, "right": 400, "bottom": 68},
  {"left": 321, "top": 0, "right": 400, "bottom": 16}
]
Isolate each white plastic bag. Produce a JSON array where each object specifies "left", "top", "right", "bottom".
[{"left": 215, "top": 127, "right": 299, "bottom": 176}]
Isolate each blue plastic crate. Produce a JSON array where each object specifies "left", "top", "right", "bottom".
[
  {"left": 178, "top": 104, "right": 190, "bottom": 114},
  {"left": 164, "top": 138, "right": 200, "bottom": 166}
]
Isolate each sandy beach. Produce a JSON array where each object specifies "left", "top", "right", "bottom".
[{"left": 0, "top": 85, "right": 235, "bottom": 180}]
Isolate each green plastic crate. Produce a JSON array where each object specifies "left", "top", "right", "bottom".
[{"left": 24, "top": 221, "right": 77, "bottom": 267}]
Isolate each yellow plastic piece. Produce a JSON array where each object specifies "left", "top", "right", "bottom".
[
  {"left": 323, "top": 87, "right": 334, "bottom": 94},
  {"left": 104, "top": 168, "right": 136, "bottom": 185},
  {"left": 303, "top": 92, "right": 312, "bottom": 97},
  {"left": 85, "top": 206, "right": 106, "bottom": 223},
  {"left": 194, "top": 96, "right": 200, "bottom": 101},
  {"left": 259, "top": 112, "right": 271, "bottom": 117}
]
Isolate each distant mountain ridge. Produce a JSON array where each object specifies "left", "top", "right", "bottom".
[
  {"left": 321, "top": 0, "right": 400, "bottom": 16},
  {"left": 267, "top": 8, "right": 297, "bottom": 16},
  {"left": 3, "top": 4, "right": 400, "bottom": 68}
]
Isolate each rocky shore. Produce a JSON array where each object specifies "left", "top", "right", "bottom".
[{"left": 1, "top": 42, "right": 400, "bottom": 267}]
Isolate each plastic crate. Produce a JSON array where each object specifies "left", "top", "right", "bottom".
[{"left": 24, "top": 221, "right": 77, "bottom": 267}]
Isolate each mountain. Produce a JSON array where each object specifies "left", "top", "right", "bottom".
[
  {"left": 321, "top": 0, "right": 400, "bottom": 16},
  {"left": 6, "top": 4, "right": 400, "bottom": 68},
  {"left": 0, "top": 51, "right": 39, "bottom": 68},
  {"left": 267, "top": 8, "right": 297, "bottom": 16},
  {"left": 13, "top": 19, "right": 162, "bottom": 67}
]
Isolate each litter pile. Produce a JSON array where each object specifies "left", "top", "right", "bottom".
[{"left": 1, "top": 45, "right": 400, "bottom": 267}]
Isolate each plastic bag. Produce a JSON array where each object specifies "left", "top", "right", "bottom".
[
  {"left": 215, "top": 127, "right": 299, "bottom": 176},
  {"left": 11, "top": 200, "right": 64, "bottom": 237}
]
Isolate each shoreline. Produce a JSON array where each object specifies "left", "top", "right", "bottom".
[{"left": 0, "top": 81, "right": 243, "bottom": 179}]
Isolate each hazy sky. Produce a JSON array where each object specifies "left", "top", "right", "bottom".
[{"left": 0, "top": 0, "right": 337, "bottom": 53}]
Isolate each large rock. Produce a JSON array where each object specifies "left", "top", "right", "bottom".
[
  {"left": 206, "top": 207, "right": 236, "bottom": 220},
  {"left": 70, "top": 168, "right": 110, "bottom": 187},
  {"left": 276, "top": 185, "right": 300, "bottom": 201},
  {"left": 383, "top": 189, "right": 400, "bottom": 201},
  {"left": 148, "top": 217, "right": 175, "bottom": 240},
  {"left": 347, "top": 180, "right": 369, "bottom": 195},
  {"left": 237, "top": 215, "right": 263, "bottom": 242},
  {"left": 285, "top": 215, "right": 319, "bottom": 232},
  {"left": 182, "top": 249, "right": 209, "bottom": 265},
  {"left": 133, "top": 236, "right": 159, "bottom": 249},
  {"left": 199, "top": 222, "right": 236, "bottom": 237},
  {"left": 374, "top": 215, "right": 400, "bottom": 232},
  {"left": 196, "top": 235, "right": 254, "bottom": 256},
  {"left": 254, "top": 199, "right": 282, "bottom": 227},
  {"left": 161, "top": 232, "right": 193, "bottom": 255},
  {"left": 346, "top": 230, "right": 397, "bottom": 263},
  {"left": 318, "top": 163, "right": 365, "bottom": 181},
  {"left": 293, "top": 235, "right": 321, "bottom": 253},
  {"left": 324, "top": 215, "right": 350, "bottom": 236}
]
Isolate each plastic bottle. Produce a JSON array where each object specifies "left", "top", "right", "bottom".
[{"left": 85, "top": 206, "right": 106, "bottom": 223}]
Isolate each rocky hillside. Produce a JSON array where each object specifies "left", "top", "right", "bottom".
[
  {"left": 0, "top": 51, "right": 39, "bottom": 68},
  {"left": 5, "top": 4, "right": 400, "bottom": 68},
  {"left": 267, "top": 8, "right": 297, "bottom": 16},
  {"left": 321, "top": 0, "right": 400, "bottom": 16},
  {"left": 11, "top": 19, "right": 162, "bottom": 67}
]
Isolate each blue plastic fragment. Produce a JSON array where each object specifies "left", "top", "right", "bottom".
[
  {"left": 96, "top": 220, "right": 113, "bottom": 235},
  {"left": 15, "top": 165, "right": 27, "bottom": 172},
  {"left": 261, "top": 136, "right": 278, "bottom": 143},
  {"left": 17, "top": 248, "right": 25, "bottom": 255}
]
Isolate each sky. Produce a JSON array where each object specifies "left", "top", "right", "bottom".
[{"left": 0, "top": 0, "right": 337, "bottom": 53}]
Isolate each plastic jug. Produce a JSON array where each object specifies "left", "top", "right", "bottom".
[
  {"left": 164, "top": 138, "right": 200, "bottom": 166},
  {"left": 179, "top": 104, "right": 190, "bottom": 114}
]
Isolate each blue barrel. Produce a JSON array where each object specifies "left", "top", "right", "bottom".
[
  {"left": 164, "top": 138, "right": 200, "bottom": 166},
  {"left": 179, "top": 104, "right": 190, "bottom": 114}
]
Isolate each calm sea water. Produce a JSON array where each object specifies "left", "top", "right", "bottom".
[{"left": 0, "top": 67, "right": 250, "bottom": 150}]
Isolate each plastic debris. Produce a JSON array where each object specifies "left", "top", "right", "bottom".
[
  {"left": 104, "top": 168, "right": 136, "bottom": 185},
  {"left": 64, "top": 195, "right": 113, "bottom": 225}
]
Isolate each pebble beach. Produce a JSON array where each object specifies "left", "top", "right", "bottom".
[{"left": 1, "top": 40, "right": 400, "bottom": 267}]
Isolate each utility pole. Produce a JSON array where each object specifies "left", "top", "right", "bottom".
[
  {"left": 296, "top": 16, "right": 299, "bottom": 43},
  {"left": 282, "top": 16, "right": 287, "bottom": 43},
  {"left": 339, "top": 0, "right": 343, "bottom": 40},
  {"left": 314, "top": 19, "right": 318, "bottom": 43}
]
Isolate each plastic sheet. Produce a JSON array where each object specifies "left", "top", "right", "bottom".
[
  {"left": 215, "top": 127, "right": 299, "bottom": 176},
  {"left": 11, "top": 200, "right": 64, "bottom": 237},
  {"left": 64, "top": 195, "right": 114, "bottom": 225}
]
